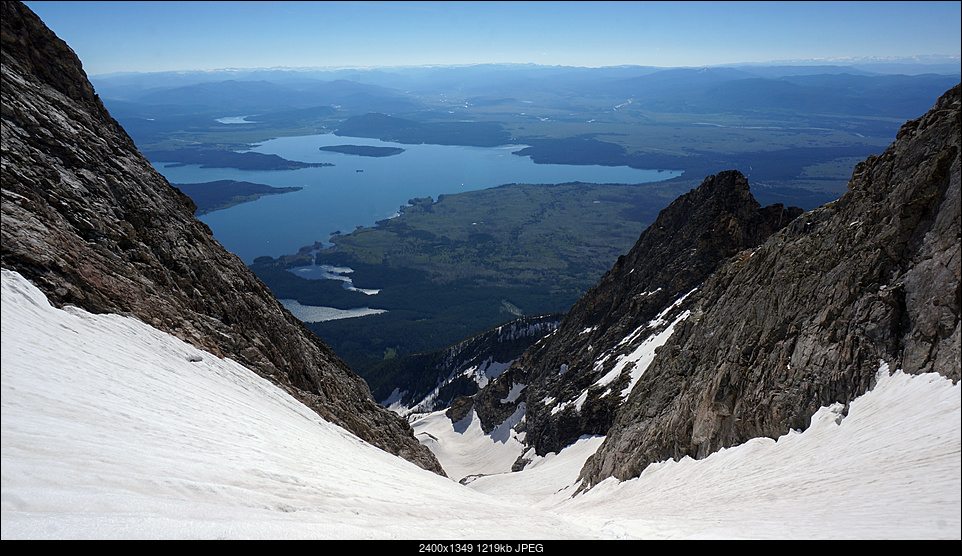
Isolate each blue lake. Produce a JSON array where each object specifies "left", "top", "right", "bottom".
[{"left": 152, "top": 133, "right": 681, "bottom": 263}]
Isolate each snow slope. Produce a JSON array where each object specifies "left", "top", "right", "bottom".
[
  {"left": 0, "top": 269, "right": 594, "bottom": 540},
  {"left": 2, "top": 268, "right": 960, "bottom": 539}
]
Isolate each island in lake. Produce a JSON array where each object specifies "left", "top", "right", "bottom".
[
  {"left": 174, "top": 180, "right": 302, "bottom": 215},
  {"left": 319, "top": 144, "right": 405, "bottom": 157}
]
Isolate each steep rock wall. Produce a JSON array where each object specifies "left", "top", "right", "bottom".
[
  {"left": 475, "top": 169, "right": 803, "bottom": 457},
  {"left": 1, "top": 1, "right": 443, "bottom": 475},
  {"left": 578, "top": 84, "right": 960, "bottom": 488}
]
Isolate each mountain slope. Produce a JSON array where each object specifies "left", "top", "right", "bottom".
[
  {"left": 471, "top": 83, "right": 959, "bottom": 490},
  {"left": 0, "top": 0, "right": 441, "bottom": 474},
  {"left": 475, "top": 170, "right": 803, "bottom": 459},
  {"left": 0, "top": 268, "right": 593, "bottom": 539},
  {"left": 377, "top": 313, "right": 563, "bottom": 415},
  {"left": 578, "top": 83, "right": 960, "bottom": 488}
]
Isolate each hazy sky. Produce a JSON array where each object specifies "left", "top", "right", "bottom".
[{"left": 23, "top": 1, "right": 962, "bottom": 76}]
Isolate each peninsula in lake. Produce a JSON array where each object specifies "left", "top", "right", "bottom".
[
  {"left": 174, "top": 180, "right": 302, "bottom": 215},
  {"left": 146, "top": 149, "right": 333, "bottom": 171},
  {"left": 319, "top": 144, "right": 405, "bottom": 157}
]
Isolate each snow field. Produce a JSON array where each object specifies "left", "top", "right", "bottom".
[
  {"left": 0, "top": 269, "right": 598, "bottom": 539},
  {"left": 2, "top": 268, "right": 959, "bottom": 539}
]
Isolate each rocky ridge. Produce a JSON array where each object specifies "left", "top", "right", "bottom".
[
  {"left": 1, "top": 1, "right": 443, "bottom": 475},
  {"left": 577, "top": 83, "right": 960, "bottom": 489},
  {"left": 475, "top": 169, "right": 804, "bottom": 459},
  {"left": 378, "top": 313, "right": 562, "bottom": 416},
  {"left": 473, "top": 84, "right": 959, "bottom": 489}
]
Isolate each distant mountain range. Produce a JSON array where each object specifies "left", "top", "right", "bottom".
[{"left": 92, "top": 60, "right": 959, "bottom": 141}]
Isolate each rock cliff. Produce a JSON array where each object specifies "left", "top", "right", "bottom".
[
  {"left": 1, "top": 1, "right": 443, "bottom": 475},
  {"left": 475, "top": 169, "right": 804, "bottom": 458},
  {"left": 577, "top": 83, "right": 960, "bottom": 489},
  {"left": 474, "top": 84, "right": 959, "bottom": 488}
]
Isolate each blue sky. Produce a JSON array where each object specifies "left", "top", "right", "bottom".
[{"left": 23, "top": 1, "right": 962, "bottom": 75}]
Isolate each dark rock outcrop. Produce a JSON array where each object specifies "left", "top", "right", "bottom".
[
  {"left": 578, "top": 83, "right": 960, "bottom": 489},
  {"left": 1, "top": 1, "right": 443, "bottom": 475},
  {"left": 475, "top": 169, "right": 804, "bottom": 458},
  {"left": 375, "top": 313, "right": 561, "bottom": 415}
]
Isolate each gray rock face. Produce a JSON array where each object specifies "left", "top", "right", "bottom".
[
  {"left": 577, "top": 84, "right": 960, "bottom": 489},
  {"left": 1, "top": 1, "right": 444, "bottom": 475},
  {"left": 475, "top": 169, "right": 804, "bottom": 458}
]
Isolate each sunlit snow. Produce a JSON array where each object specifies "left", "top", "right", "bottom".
[
  {"left": 591, "top": 288, "right": 696, "bottom": 397},
  {"left": 2, "top": 268, "right": 959, "bottom": 539}
]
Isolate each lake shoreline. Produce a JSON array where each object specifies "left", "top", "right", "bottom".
[{"left": 153, "top": 132, "right": 681, "bottom": 264}]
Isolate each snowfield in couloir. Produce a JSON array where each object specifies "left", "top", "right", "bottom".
[{"left": 2, "top": 268, "right": 959, "bottom": 539}]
